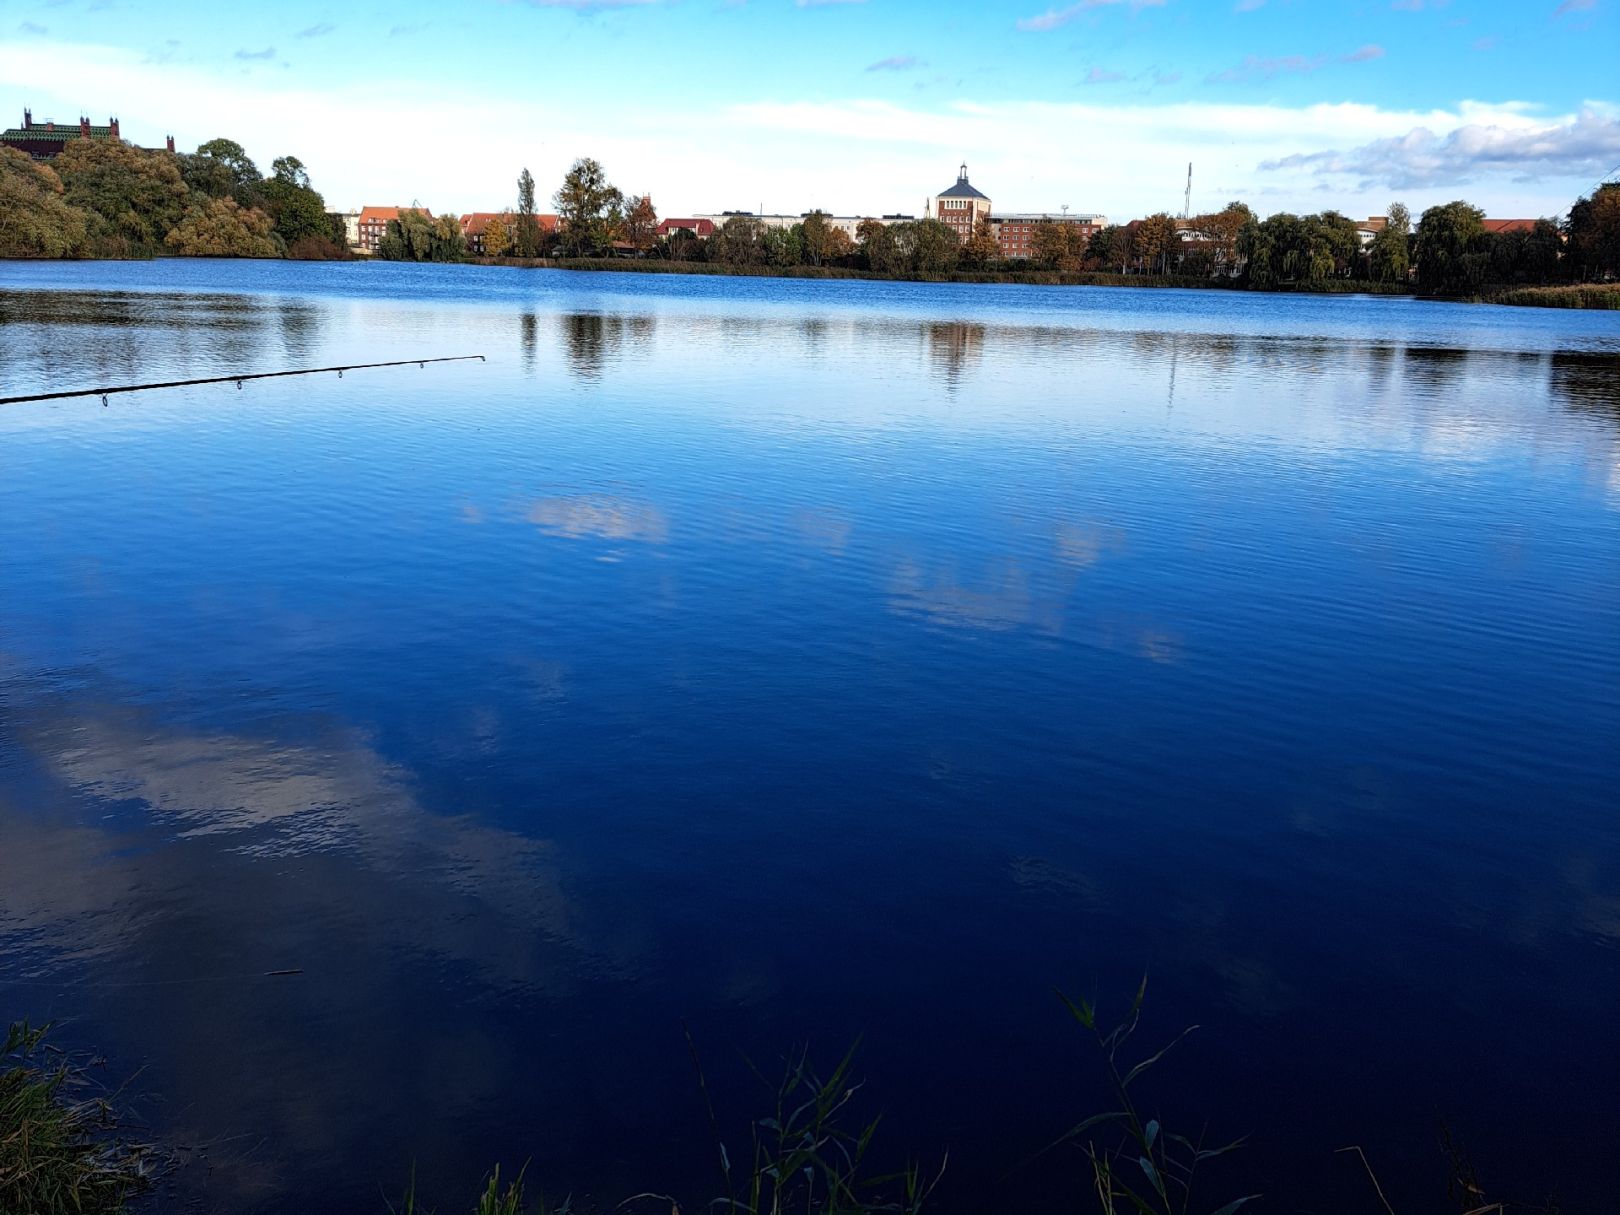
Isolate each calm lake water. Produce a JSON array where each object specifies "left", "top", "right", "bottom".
[{"left": 2, "top": 261, "right": 1617, "bottom": 1213}]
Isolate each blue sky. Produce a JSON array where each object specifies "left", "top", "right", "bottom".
[{"left": 3, "top": 0, "right": 1616, "bottom": 221}]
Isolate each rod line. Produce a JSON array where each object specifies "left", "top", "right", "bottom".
[{"left": 0, "top": 355, "right": 486, "bottom": 406}]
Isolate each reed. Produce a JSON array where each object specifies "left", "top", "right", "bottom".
[
  {"left": 1051, "top": 976, "right": 1255, "bottom": 1215},
  {"left": 0, "top": 1022, "right": 153, "bottom": 1215},
  {"left": 1487, "top": 283, "right": 1620, "bottom": 309}
]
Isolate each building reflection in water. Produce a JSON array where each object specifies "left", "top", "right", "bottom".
[{"left": 925, "top": 321, "right": 985, "bottom": 389}]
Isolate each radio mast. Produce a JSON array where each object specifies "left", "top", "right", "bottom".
[{"left": 1181, "top": 162, "right": 1193, "bottom": 220}]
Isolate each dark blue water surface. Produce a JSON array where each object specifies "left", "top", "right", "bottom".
[{"left": 2, "top": 260, "right": 1618, "bottom": 1214}]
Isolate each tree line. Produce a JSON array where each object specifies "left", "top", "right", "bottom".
[
  {"left": 9, "top": 135, "right": 1616, "bottom": 294},
  {"left": 1, "top": 137, "right": 349, "bottom": 259},
  {"left": 419, "top": 156, "right": 1618, "bottom": 294}
]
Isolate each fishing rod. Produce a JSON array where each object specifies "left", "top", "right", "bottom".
[{"left": 0, "top": 354, "right": 487, "bottom": 407}]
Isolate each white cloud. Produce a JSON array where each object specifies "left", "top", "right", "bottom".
[
  {"left": 0, "top": 39, "right": 1605, "bottom": 223},
  {"left": 866, "top": 54, "right": 923, "bottom": 71},
  {"left": 1017, "top": 0, "right": 1165, "bottom": 33},
  {"left": 1260, "top": 104, "right": 1620, "bottom": 189}
]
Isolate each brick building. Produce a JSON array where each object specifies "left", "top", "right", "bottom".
[
  {"left": 990, "top": 212, "right": 1105, "bottom": 260},
  {"left": 928, "top": 164, "right": 991, "bottom": 242},
  {"left": 458, "top": 211, "right": 560, "bottom": 254},
  {"left": 1, "top": 109, "right": 173, "bottom": 160},
  {"left": 356, "top": 206, "right": 430, "bottom": 253}
]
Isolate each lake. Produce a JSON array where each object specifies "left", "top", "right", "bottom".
[{"left": 1, "top": 260, "right": 1617, "bottom": 1214}]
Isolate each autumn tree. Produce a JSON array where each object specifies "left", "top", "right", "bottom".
[
  {"left": 622, "top": 194, "right": 658, "bottom": 255},
  {"left": 1031, "top": 220, "right": 1087, "bottom": 271},
  {"left": 0, "top": 146, "right": 87, "bottom": 257},
  {"left": 960, "top": 216, "right": 1001, "bottom": 267},
  {"left": 799, "top": 211, "right": 833, "bottom": 267},
  {"left": 1132, "top": 212, "right": 1178, "bottom": 274},
  {"left": 1191, "top": 201, "right": 1253, "bottom": 273},
  {"left": 823, "top": 226, "right": 855, "bottom": 264},
  {"left": 54, "top": 139, "right": 188, "bottom": 255},
  {"left": 554, "top": 158, "right": 623, "bottom": 257},
  {"left": 165, "top": 196, "right": 280, "bottom": 257},
  {"left": 483, "top": 213, "right": 513, "bottom": 258}
]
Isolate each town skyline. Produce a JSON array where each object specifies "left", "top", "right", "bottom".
[{"left": 2, "top": 0, "right": 1616, "bottom": 222}]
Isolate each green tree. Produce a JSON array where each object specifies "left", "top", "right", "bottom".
[
  {"left": 1313, "top": 210, "right": 1364, "bottom": 278},
  {"left": 0, "top": 146, "right": 88, "bottom": 257},
  {"left": 1415, "top": 199, "right": 1487, "bottom": 294},
  {"left": 1237, "top": 214, "right": 1277, "bottom": 287},
  {"left": 515, "top": 167, "right": 539, "bottom": 258},
  {"left": 195, "top": 137, "right": 262, "bottom": 207},
  {"left": 164, "top": 196, "right": 280, "bottom": 257},
  {"left": 175, "top": 153, "right": 236, "bottom": 201},
  {"left": 763, "top": 224, "right": 804, "bottom": 267},
  {"left": 259, "top": 154, "right": 328, "bottom": 247},
  {"left": 907, "top": 218, "right": 959, "bottom": 274},
  {"left": 857, "top": 217, "right": 901, "bottom": 273},
  {"left": 554, "top": 157, "right": 623, "bottom": 256},
  {"left": 711, "top": 215, "right": 765, "bottom": 265},
  {"left": 1567, "top": 182, "right": 1620, "bottom": 281},
  {"left": 55, "top": 139, "right": 189, "bottom": 255},
  {"left": 1368, "top": 202, "right": 1411, "bottom": 283},
  {"left": 376, "top": 208, "right": 465, "bottom": 262}
]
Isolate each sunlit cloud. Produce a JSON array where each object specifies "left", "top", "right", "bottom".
[{"left": 1260, "top": 104, "right": 1620, "bottom": 188}]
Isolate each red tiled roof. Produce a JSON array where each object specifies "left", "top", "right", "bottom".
[
  {"left": 1483, "top": 218, "right": 1537, "bottom": 234},
  {"left": 359, "top": 205, "right": 431, "bottom": 224},
  {"left": 658, "top": 218, "right": 715, "bottom": 237},
  {"left": 459, "top": 212, "right": 510, "bottom": 237}
]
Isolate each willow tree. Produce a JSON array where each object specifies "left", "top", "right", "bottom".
[
  {"left": 165, "top": 197, "right": 280, "bottom": 256},
  {"left": 0, "top": 146, "right": 88, "bottom": 257}
]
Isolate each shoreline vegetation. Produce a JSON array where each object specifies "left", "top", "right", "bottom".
[
  {"left": 4, "top": 139, "right": 1617, "bottom": 308},
  {"left": 480, "top": 254, "right": 1620, "bottom": 307},
  {"left": 5, "top": 986, "right": 1563, "bottom": 1215}
]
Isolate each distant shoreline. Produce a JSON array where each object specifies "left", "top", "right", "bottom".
[
  {"left": 4, "top": 254, "right": 1615, "bottom": 308},
  {"left": 480, "top": 254, "right": 1419, "bottom": 296}
]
